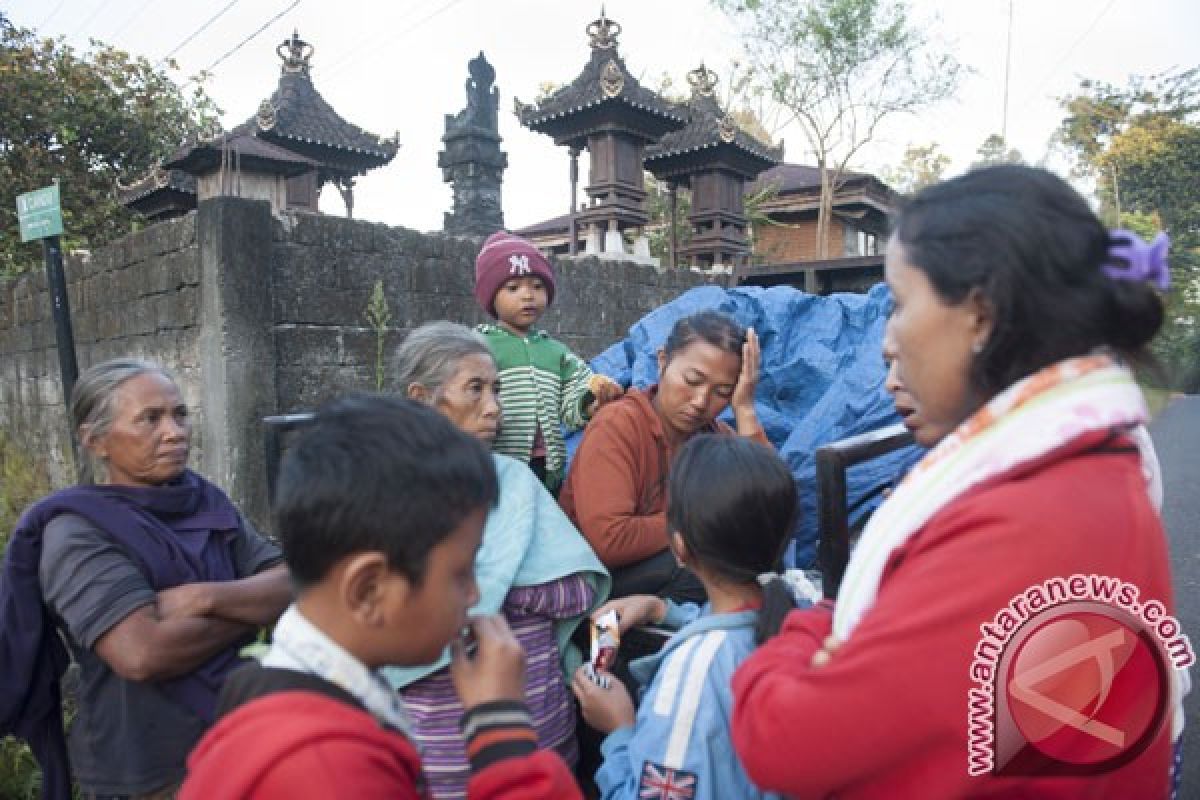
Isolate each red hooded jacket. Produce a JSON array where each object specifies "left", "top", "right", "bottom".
[
  {"left": 732, "top": 431, "right": 1177, "bottom": 798},
  {"left": 181, "top": 690, "right": 580, "bottom": 799}
]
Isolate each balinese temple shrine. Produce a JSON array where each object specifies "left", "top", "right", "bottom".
[
  {"left": 644, "top": 64, "right": 782, "bottom": 268},
  {"left": 515, "top": 11, "right": 684, "bottom": 263},
  {"left": 233, "top": 31, "right": 398, "bottom": 217},
  {"left": 121, "top": 32, "right": 397, "bottom": 221}
]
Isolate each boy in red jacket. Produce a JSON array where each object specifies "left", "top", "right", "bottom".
[{"left": 180, "top": 395, "right": 581, "bottom": 799}]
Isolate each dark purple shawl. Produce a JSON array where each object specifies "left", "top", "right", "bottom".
[{"left": 0, "top": 469, "right": 248, "bottom": 799}]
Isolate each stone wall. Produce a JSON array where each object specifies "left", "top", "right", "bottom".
[
  {"left": 0, "top": 214, "right": 207, "bottom": 488},
  {"left": 0, "top": 197, "right": 720, "bottom": 529},
  {"left": 271, "top": 212, "right": 712, "bottom": 410}
]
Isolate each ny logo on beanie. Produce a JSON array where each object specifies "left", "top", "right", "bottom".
[{"left": 508, "top": 254, "right": 531, "bottom": 275}]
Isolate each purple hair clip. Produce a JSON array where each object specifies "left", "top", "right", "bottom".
[{"left": 1103, "top": 229, "right": 1170, "bottom": 290}]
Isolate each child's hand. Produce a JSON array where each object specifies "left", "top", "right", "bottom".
[
  {"left": 572, "top": 665, "right": 636, "bottom": 734},
  {"left": 811, "top": 634, "right": 842, "bottom": 668},
  {"left": 591, "top": 595, "right": 666, "bottom": 636},
  {"left": 450, "top": 615, "right": 526, "bottom": 709},
  {"left": 587, "top": 375, "right": 624, "bottom": 415}
]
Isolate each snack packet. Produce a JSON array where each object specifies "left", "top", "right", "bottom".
[
  {"left": 459, "top": 624, "right": 478, "bottom": 656},
  {"left": 589, "top": 609, "right": 620, "bottom": 672},
  {"left": 582, "top": 662, "right": 612, "bottom": 690}
]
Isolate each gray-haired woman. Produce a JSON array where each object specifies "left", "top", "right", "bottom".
[
  {"left": 0, "top": 358, "right": 291, "bottom": 800},
  {"left": 382, "top": 321, "right": 610, "bottom": 800}
]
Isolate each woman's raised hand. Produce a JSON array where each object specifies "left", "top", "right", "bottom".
[{"left": 731, "top": 327, "right": 763, "bottom": 434}]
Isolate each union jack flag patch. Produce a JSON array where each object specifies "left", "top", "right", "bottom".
[{"left": 638, "top": 761, "right": 697, "bottom": 800}]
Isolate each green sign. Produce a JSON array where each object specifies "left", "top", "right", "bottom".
[{"left": 17, "top": 184, "right": 64, "bottom": 242}]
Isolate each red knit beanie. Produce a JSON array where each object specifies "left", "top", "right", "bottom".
[{"left": 474, "top": 232, "right": 557, "bottom": 317}]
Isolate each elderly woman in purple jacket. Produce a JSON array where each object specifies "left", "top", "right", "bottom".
[{"left": 0, "top": 358, "right": 292, "bottom": 799}]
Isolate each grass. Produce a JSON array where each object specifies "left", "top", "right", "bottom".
[
  {"left": 0, "top": 429, "right": 54, "bottom": 799},
  {"left": 0, "top": 738, "right": 43, "bottom": 800},
  {"left": 0, "top": 428, "right": 52, "bottom": 550}
]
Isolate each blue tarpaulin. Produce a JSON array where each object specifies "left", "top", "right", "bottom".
[{"left": 567, "top": 282, "right": 924, "bottom": 568}]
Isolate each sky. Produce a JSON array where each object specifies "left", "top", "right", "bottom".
[{"left": 8, "top": 0, "right": 1200, "bottom": 232}]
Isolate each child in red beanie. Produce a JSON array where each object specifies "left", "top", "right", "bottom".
[{"left": 474, "top": 231, "right": 623, "bottom": 491}]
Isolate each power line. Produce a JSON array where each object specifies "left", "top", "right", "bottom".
[
  {"left": 1018, "top": 0, "right": 1120, "bottom": 110},
  {"left": 69, "top": 0, "right": 118, "bottom": 39},
  {"left": 37, "top": 0, "right": 69, "bottom": 30},
  {"left": 190, "top": 0, "right": 302, "bottom": 82},
  {"left": 158, "top": 0, "right": 242, "bottom": 67},
  {"left": 324, "top": 0, "right": 468, "bottom": 81},
  {"left": 104, "top": 0, "right": 156, "bottom": 43},
  {"left": 319, "top": 0, "right": 446, "bottom": 76}
]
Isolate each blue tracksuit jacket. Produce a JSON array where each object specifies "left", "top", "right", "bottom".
[{"left": 594, "top": 602, "right": 784, "bottom": 800}]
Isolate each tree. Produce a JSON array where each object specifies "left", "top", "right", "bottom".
[
  {"left": 643, "top": 174, "right": 692, "bottom": 264},
  {"left": 1057, "top": 68, "right": 1200, "bottom": 391},
  {"left": 971, "top": 133, "right": 1023, "bottom": 168},
  {"left": 0, "top": 13, "right": 219, "bottom": 274},
  {"left": 1057, "top": 69, "right": 1198, "bottom": 224},
  {"left": 715, "top": 0, "right": 961, "bottom": 258},
  {"left": 882, "top": 141, "right": 950, "bottom": 195}
]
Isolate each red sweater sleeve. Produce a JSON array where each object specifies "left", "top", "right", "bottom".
[
  {"left": 467, "top": 749, "right": 582, "bottom": 800},
  {"left": 566, "top": 410, "right": 669, "bottom": 568}
]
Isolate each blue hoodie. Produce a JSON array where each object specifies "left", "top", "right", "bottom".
[{"left": 594, "top": 602, "right": 784, "bottom": 800}]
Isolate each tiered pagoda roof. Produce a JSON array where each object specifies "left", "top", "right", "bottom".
[
  {"left": 644, "top": 65, "right": 782, "bottom": 182},
  {"left": 117, "top": 168, "right": 197, "bottom": 220},
  {"left": 232, "top": 32, "right": 398, "bottom": 184},
  {"left": 514, "top": 12, "right": 685, "bottom": 146},
  {"left": 164, "top": 131, "right": 318, "bottom": 177}
]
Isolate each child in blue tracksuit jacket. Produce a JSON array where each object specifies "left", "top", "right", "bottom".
[{"left": 572, "top": 435, "right": 813, "bottom": 800}]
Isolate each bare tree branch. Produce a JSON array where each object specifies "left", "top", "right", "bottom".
[{"left": 715, "top": 0, "right": 961, "bottom": 258}]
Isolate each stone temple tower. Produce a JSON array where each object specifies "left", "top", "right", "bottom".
[{"left": 439, "top": 52, "right": 508, "bottom": 236}]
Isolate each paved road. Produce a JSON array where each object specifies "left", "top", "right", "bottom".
[{"left": 1150, "top": 395, "right": 1199, "bottom": 795}]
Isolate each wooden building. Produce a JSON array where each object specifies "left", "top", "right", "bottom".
[
  {"left": 164, "top": 132, "right": 319, "bottom": 216},
  {"left": 750, "top": 164, "right": 896, "bottom": 264}
]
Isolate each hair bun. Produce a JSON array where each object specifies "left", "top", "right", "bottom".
[{"left": 1104, "top": 281, "right": 1164, "bottom": 352}]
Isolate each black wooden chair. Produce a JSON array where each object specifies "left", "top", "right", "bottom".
[
  {"left": 263, "top": 412, "right": 317, "bottom": 510},
  {"left": 813, "top": 422, "right": 914, "bottom": 598}
]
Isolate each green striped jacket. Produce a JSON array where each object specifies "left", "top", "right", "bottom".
[{"left": 477, "top": 324, "right": 594, "bottom": 489}]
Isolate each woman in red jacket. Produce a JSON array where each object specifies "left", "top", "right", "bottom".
[{"left": 732, "top": 165, "right": 1186, "bottom": 798}]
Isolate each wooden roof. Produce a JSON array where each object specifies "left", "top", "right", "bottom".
[
  {"left": 514, "top": 13, "right": 684, "bottom": 146},
  {"left": 232, "top": 32, "right": 398, "bottom": 180},
  {"left": 644, "top": 67, "right": 781, "bottom": 181},
  {"left": 116, "top": 168, "right": 197, "bottom": 219},
  {"left": 165, "top": 132, "right": 318, "bottom": 177}
]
